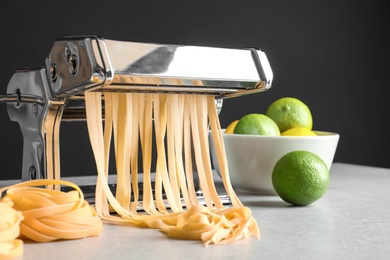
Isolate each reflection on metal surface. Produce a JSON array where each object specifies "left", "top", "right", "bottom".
[{"left": 46, "top": 36, "right": 273, "bottom": 98}]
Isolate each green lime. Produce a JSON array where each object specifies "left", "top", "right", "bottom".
[
  {"left": 272, "top": 150, "right": 329, "bottom": 206},
  {"left": 233, "top": 113, "right": 280, "bottom": 136},
  {"left": 266, "top": 97, "right": 313, "bottom": 133}
]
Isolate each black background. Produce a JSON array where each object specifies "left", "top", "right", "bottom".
[{"left": 1, "top": 0, "right": 389, "bottom": 180}]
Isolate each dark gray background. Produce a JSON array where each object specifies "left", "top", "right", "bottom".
[{"left": 1, "top": 0, "right": 389, "bottom": 180}]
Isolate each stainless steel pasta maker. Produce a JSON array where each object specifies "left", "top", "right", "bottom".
[{"left": 0, "top": 36, "right": 273, "bottom": 194}]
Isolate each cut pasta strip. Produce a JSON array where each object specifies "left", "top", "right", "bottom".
[
  {"left": 114, "top": 93, "right": 132, "bottom": 210},
  {"left": 183, "top": 95, "right": 199, "bottom": 207},
  {"left": 207, "top": 97, "right": 243, "bottom": 208},
  {"left": 196, "top": 95, "right": 224, "bottom": 209},
  {"left": 189, "top": 95, "right": 213, "bottom": 209},
  {"left": 141, "top": 93, "right": 160, "bottom": 215},
  {"left": 172, "top": 94, "right": 191, "bottom": 208},
  {"left": 153, "top": 93, "right": 179, "bottom": 213}
]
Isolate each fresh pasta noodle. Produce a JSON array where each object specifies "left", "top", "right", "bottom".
[
  {"left": 0, "top": 179, "right": 103, "bottom": 258},
  {"left": 84, "top": 91, "right": 259, "bottom": 245},
  {"left": 0, "top": 90, "right": 259, "bottom": 253},
  {"left": 0, "top": 198, "right": 24, "bottom": 259}
]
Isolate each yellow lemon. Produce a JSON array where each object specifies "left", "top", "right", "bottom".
[
  {"left": 233, "top": 113, "right": 280, "bottom": 136},
  {"left": 266, "top": 97, "right": 313, "bottom": 133},
  {"left": 272, "top": 150, "right": 329, "bottom": 206},
  {"left": 281, "top": 127, "right": 317, "bottom": 136},
  {"left": 224, "top": 120, "right": 239, "bottom": 134}
]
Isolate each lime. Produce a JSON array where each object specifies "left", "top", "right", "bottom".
[
  {"left": 272, "top": 150, "right": 329, "bottom": 206},
  {"left": 233, "top": 113, "right": 280, "bottom": 136},
  {"left": 281, "top": 127, "right": 317, "bottom": 136},
  {"left": 224, "top": 120, "right": 239, "bottom": 134},
  {"left": 266, "top": 97, "right": 313, "bottom": 133}
]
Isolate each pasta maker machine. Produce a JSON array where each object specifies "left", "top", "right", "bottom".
[{"left": 1, "top": 36, "right": 273, "bottom": 194}]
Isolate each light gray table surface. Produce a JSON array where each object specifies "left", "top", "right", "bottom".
[{"left": 1, "top": 162, "right": 389, "bottom": 260}]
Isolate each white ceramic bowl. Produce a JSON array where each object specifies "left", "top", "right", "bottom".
[{"left": 209, "top": 130, "right": 340, "bottom": 195}]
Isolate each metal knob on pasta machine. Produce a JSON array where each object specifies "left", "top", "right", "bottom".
[{"left": 1, "top": 35, "right": 273, "bottom": 182}]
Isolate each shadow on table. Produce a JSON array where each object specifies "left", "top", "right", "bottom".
[{"left": 242, "top": 200, "right": 291, "bottom": 208}]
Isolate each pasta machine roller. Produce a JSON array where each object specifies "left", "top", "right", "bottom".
[{"left": 2, "top": 35, "right": 273, "bottom": 183}]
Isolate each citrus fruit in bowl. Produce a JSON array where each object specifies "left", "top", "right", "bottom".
[
  {"left": 281, "top": 127, "right": 317, "bottom": 136},
  {"left": 209, "top": 130, "right": 339, "bottom": 195},
  {"left": 233, "top": 113, "right": 280, "bottom": 136},
  {"left": 266, "top": 97, "right": 313, "bottom": 133},
  {"left": 224, "top": 120, "right": 239, "bottom": 134}
]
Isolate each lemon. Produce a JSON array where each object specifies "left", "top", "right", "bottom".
[
  {"left": 272, "top": 150, "right": 329, "bottom": 206},
  {"left": 266, "top": 97, "right": 313, "bottom": 133},
  {"left": 233, "top": 113, "right": 280, "bottom": 136},
  {"left": 281, "top": 127, "right": 317, "bottom": 136},
  {"left": 224, "top": 120, "right": 239, "bottom": 134}
]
